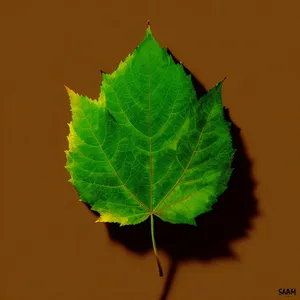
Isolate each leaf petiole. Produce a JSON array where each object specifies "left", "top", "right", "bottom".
[{"left": 150, "top": 214, "right": 164, "bottom": 277}]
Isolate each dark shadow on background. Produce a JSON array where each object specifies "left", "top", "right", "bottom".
[{"left": 99, "top": 49, "right": 259, "bottom": 300}]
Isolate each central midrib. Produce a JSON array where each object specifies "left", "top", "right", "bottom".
[{"left": 148, "top": 55, "right": 153, "bottom": 213}]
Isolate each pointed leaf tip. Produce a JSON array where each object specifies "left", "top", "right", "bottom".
[
  {"left": 145, "top": 21, "right": 152, "bottom": 36},
  {"left": 215, "top": 77, "right": 227, "bottom": 89},
  {"left": 100, "top": 70, "right": 105, "bottom": 80},
  {"left": 64, "top": 85, "right": 70, "bottom": 93},
  {"left": 64, "top": 85, "right": 75, "bottom": 96}
]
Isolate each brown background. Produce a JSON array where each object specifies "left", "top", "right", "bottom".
[{"left": 1, "top": 0, "right": 299, "bottom": 299}]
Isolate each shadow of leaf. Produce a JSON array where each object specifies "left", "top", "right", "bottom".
[{"left": 83, "top": 49, "right": 259, "bottom": 300}]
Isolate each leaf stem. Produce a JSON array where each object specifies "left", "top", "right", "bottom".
[{"left": 150, "top": 214, "right": 163, "bottom": 277}]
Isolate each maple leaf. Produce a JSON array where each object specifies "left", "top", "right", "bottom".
[{"left": 65, "top": 24, "right": 235, "bottom": 277}]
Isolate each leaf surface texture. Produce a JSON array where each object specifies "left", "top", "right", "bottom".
[{"left": 65, "top": 27, "right": 235, "bottom": 228}]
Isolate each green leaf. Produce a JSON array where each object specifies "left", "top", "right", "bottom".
[{"left": 65, "top": 24, "right": 235, "bottom": 277}]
